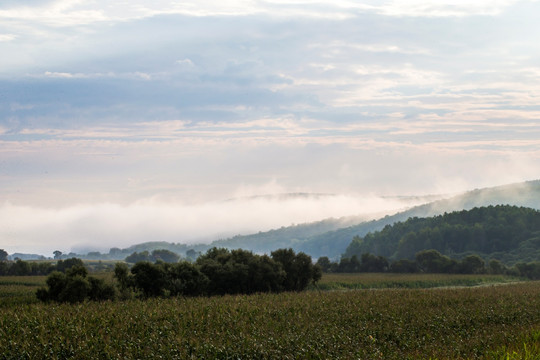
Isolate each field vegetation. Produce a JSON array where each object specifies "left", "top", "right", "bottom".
[
  {"left": 313, "top": 273, "right": 522, "bottom": 290},
  {"left": 0, "top": 273, "right": 538, "bottom": 359}
]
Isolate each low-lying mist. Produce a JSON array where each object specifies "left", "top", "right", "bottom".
[{"left": 1, "top": 193, "right": 431, "bottom": 256}]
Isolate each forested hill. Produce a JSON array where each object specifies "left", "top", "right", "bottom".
[
  {"left": 291, "top": 180, "right": 540, "bottom": 258},
  {"left": 343, "top": 205, "right": 540, "bottom": 264},
  {"left": 33, "top": 180, "right": 540, "bottom": 261}
]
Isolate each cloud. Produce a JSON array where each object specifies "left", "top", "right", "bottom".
[
  {"left": 1, "top": 0, "right": 540, "bottom": 255},
  {"left": 374, "top": 0, "right": 524, "bottom": 17},
  {"left": 0, "top": 193, "right": 426, "bottom": 255},
  {"left": 0, "top": 34, "right": 15, "bottom": 42}
]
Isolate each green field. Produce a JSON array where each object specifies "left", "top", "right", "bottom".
[
  {"left": 0, "top": 274, "right": 538, "bottom": 359},
  {"left": 313, "top": 273, "right": 522, "bottom": 290}
]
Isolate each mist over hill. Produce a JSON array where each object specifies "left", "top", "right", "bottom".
[
  {"left": 9, "top": 180, "right": 540, "bottom": 261},
  {"left": 94, "top": 180, "right": 540, "bottom": 261}
]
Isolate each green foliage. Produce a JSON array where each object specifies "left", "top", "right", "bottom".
[
  {"left": 514, "top": 262, "right": 540, "bottom": 280},
  {"left": 344, "top": 205, "right": 540, "bottom": 264},
  {"left": 313, "top": 273, "right": 520, "bottom": 290},
  {"left": 270, "top": 248, "right": 321, "bottom": 291},
  {"left": 2, "top": 282, "right": 539, "bottom": 359},
  {"left": 0, "top": 249, "right": 7, "bottom": 262},
  {"left": 415, "top": 249, "right": 457, "bottom": 273},
  {"left": 125, "top": 251, "right": 152, "bottom": 263},
  {"left": 118, "top": 247, "right": 320, "bottom": 298},
  {"left": 151, "top": 249, "right": 180, "bottom": 263},
  {"left": 389, "top": 259, "right": 418, "bottom": 273},
  {"left": 131, "top": 261, "right": 168, "bottom": 297},
  {"left": 166, "top": 261, "right": 209, "bottom": 296},
  {"left": 36, "top": 265, "right": 116, "bottom": 303},
  {"left": 55, "top": 257, "right": 85, "bottom": 272},
  {"left": 125, "top": 249, "right": 181, "bottom": 263}
]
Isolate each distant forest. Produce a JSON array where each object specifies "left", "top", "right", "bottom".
[{"left": 344, "top": 205, "right": 540, "bottom": 264}]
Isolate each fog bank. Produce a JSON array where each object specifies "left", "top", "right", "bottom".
[{"left": 1, "top": 194, "right": 428, "bottom": 256}]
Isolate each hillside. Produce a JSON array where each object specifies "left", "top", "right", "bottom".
[
  {"left": 293, "top": 180, "right": 540, "bottom": 258},
  {"left": 41, "top": 179, "right": 540, "bottom": 261},
  {"left": 343, "top": 205, "right": 540, "bottom": 265}
]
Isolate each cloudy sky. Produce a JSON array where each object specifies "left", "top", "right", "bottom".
[{"left": 2, "top": 0, "right": 540, "bottom": 254}]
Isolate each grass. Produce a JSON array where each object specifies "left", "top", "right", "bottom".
[
  {"left": 0, "top": 274, "right": 538, "bottom": 359},
  {"left": 0, "top": 276, "right": 46, "bottom": 307},
  {"left": 312, "top": 273, "right": 522, "bottom": 291}
]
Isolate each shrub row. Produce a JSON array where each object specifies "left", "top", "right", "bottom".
[
  {"left": 317, "top": 249, "right": 540, "bottom": 279},
  {"left": 37, "top": 248, "right": 321, "bottom": 302}
]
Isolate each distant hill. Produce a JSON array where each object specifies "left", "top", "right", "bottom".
[
  {"left": 342, "top": 205, "right": 540, "bottom": 265},
  {"left": 23, "top": 179, "right": 539, "bottom": 261},
  {"left": 205, "top": 180, "right": 540, "bottom": 259}
]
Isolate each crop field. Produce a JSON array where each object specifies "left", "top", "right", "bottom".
[
  {"left": 0, "top": 276, "right": 46, "bottom": 306},
  {"left": 313, "top": 273, "right": 522, "bottom": 290},
  {"left": 0, "top": 274, "right": 539, "bottom": 359}
]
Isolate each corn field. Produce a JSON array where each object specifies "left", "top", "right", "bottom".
[{"left": 0, "top": 276, "right": 538, "bottom": 359}]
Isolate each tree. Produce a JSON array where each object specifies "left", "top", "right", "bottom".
[
  {"left": 488, "top": 259, "right": 506, "bottom": 274},
  {"left": 152, "top": 249, "right": 180, "bottom": 263},
  {"left": 360, "top": 253, "right": 389, "bottom": 272},
  {"left": 316, "top": 256, "right": 332, "bottom": 272},
  {"left": 166, "top": 261, "right": 209, "bottom": 296},
  {"left": 458, "top": 255, "right": 485, "bottom": 274},
  {"left": 186, "top": 249, "right": 200, "bottom": 261},
  {"left": 125, "top": 251, "right": 152, "bottom": 263},
  {"left": 271, "top": 248, "right": 321, "bottom": 291},
  {"left": 55, "top": 258, "right": 84, "bottom": 272},
  {"left": 8, "top": 259, "right": 31, "bottom": 275},
  {"left": 415, "top": 249, "right": 456, "bottom": 273},
  {"left": 37, "top": 264, "right": 115, "bottom": 303},
  {"left": 0, "top": 249, "right": 8, "bottom": 261},
  {"left": 53, "top": 250, "right": 62, "bottom": 260},
  {"left": 390, "top": 259, "right": 418, "bottom": 273},
  {"left": 130, "top": 262, "right": 167, "bottom": 297}
]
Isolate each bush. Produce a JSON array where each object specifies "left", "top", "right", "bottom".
[{"left": 37, "top": 265, "right": 116, "bottom": 303}]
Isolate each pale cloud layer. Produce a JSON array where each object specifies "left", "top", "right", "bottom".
[
  {"left": 1, "top": 194, "right": 425, "bottom": 255},
  {"left": 1, "top": 0, "right": 540, "bottom": 253}
]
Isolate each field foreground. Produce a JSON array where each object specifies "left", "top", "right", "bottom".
[{"left": 0, "top": 279, "right": 539, "bottom": 359}]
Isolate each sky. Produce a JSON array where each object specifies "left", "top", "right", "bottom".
[{"left": 2, "top": 0, "right": 540, "bottom": 255}]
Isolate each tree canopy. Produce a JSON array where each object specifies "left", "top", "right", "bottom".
[{"left": 343, "top": 205, "right": 540, "bottom": 264}]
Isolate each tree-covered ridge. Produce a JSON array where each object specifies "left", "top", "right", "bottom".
[{"left": 344, "top": 205, "right": 540, "bottom": 264}]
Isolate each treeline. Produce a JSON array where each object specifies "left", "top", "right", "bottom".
[
  {"left": 37, "top": 248, "right": 322, "bottom": 303},
  {"left": 344, "top": 205, "right": 540, "bottom": 263},
  {"left": 124, "top": 249, "right": 181, "bottom": 263},
  {"left": 317, "top": 249, "right": 540, "bottom": 279},
  {"left": 0, "top": 258, "right": 85, "bottom": 276}
]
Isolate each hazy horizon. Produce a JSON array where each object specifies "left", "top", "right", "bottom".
[{"left": 2, "top": 1, "right": 540, "bottom": 254}]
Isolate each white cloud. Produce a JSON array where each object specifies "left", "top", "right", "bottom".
[
  {"left": 0, "top": 193, "right": 425, "bottom": 255},
  {"left": 0, "top": 0, "right": 527, "bottom": 31},
  {"left": 0, "top": 34, "right": 16, "bottom": 42},
  {"left": 375, "top": 0, "right": 524, "bottom": 17}
]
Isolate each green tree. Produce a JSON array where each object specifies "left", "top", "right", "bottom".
[
  {"left": 458, "top": 255, "right": 485, "bottom": 274},
  {"left": 0, "top": 249, "right": 7, "bottom": 261},
  {"left": 360, "top": 253, "right": 389, "bottom": 272},
  {"left": 125, "top": 251, "right": 152, "bottom": 263},
  {"left": 315, "top": 256, "right": 332, "bottom": 272},
  {"left": 152, "top": 249, "right": 180, "bottom": 263},
  {"left": 37, "top": 265, "right": 116, "bottom": 303},
  {"left": 488, "top": 259, "right": 506, "bottom": 274},
  {"left": 271, "top": 248, "right": 321, "bottom": 291},
  {"left": 415, "top": 249, "right": 456, "bottom": 273},
  {"left": 390, "top": 259, "right": 418, "bottom": 273},
  {"left": 130, "top": 262, "right": 167, "bottom": 297},
  {"left": 55, "top": 258, "right": 84, "bottom": 272},
  {"left": 166, "top": 261, "right": 209, "bottom": 296}
]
